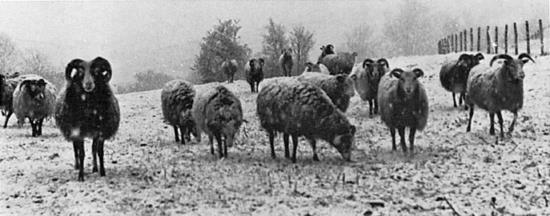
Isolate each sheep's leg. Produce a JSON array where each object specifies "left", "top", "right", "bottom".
[
  {"left": 250, "top": 83, "right": 254, "bottom": 93},
  {"left": 408, "top": 127, "right": 416, "bottom": 155},
  {"left": 28, "top": 117, "right": 36, "bottom": 137},
  {"left": 268, "top": 131, "right": 276, "bottom": 159},
  {"left": 308, "top": 138, "right": 319, "bottom": 161},
  {"left": 368, "top": 100, "right": 374, "bottom": 115},
  {"left": 223, "top": 136, "right": 228, "bottom": 157},
  {"left": 180, "top": 127, "right": 186, "bottom": 145},
  {"left": 209, "top": 135, "right": 214, "bottom": 155},
  {"left": 489, "top": 113, "right": 495, "bottom": 135},
  {"left": 397, "top": 127, "right": 407, "bottom": 153},
  {"left": 508, "top": 111, "right": 518, "bottom": 135},
  {"left": 3, "top": 111, "right": 12, "bottom": 128},
  {"left": 73, "top": 141, "right": 82, "bottom": 170},
  {"left": 452, "top": 93, "right": 457, "bottom": 107},
  {"left": 173, "top": 126, "right": 180, "bottom": 142},
  {"left": 97, "top": 139, "right": 105, "bottom": 176},
  {"left": 459, "top": 92, "right": 464, "bottom": 106},
  {"left": 283, "top": 133, "right": 290, "bottom": 158},
  {"left": 76, "top": 140, "right": 85, "bottom": 181},
  {"left": 92, "top": 139, "right": 98, "bottom": 172},
  {"left": 37, "top": 119, "right": 43, "bottom": 136},
  {"left": 390, "top": 127, "right": 396, "bottom": 151},
  {"left": 467, "top": 105, "right": 474, "bottom": 132},
  {"left": 374, "top": 99, "right": 379, "bottom": 114},
  {"left": 292, "top": 136, "right": 299, "bottom": 163},
  {"left": 215, "top": 134, "right": 224, "bottom": 158},
  {"left": 496, "top": 111, "right": 504, "bottom": 138}
]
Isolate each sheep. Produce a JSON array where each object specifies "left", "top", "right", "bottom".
[
  {"left": 221, "top": 59, "right": 238, "bottom": 83},
  {"left": 296, "top": 72, "right": 355, "bottom": 112},
  {"left": 256, "top": 77, "right": 356, "bottom": 162},
  {"left": 350, "top": 58, "right": 390, "bottom": 115},
  {"left": 465, "top": 53, "right": 534, "bottom": 138},
  {"left": 303, "top": 62, "right": 330, "bottom": 75},
  {"left": 378, "top": 68, "right": 429, "bottom": 154},
  {"left": 161, "top": 79, "right": 198, "bottom": 144},
  {"left": 244, "top": 58, "right": 264, "bottom": 93},
  {"left": 279, "top": 48, "right": 293, "bottom": 77},
  {"left": 318, "top": 51, "right": 358, "bottom": 75},
  {"left": 54, "top": 57, "right": 120, "bottom": 181},
  {"left": 0, "top": 72, "right": 20, "bottom": 128},
  {"left": 317, "top": 44, "right": 335, "bottom": 63},
  {"left": 439, "top": 53, "right": 484, "bottom": 108},
  {"left": 192, "top": 85, "right": 243, "bottom": 158},
  {"left": 12, "top": 75, "right": 56, "bottom": 136}
]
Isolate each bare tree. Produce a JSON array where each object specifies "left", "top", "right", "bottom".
[
  {"left": 345, "top": 25, "right": 379, "bottom": 58},
  {"left": 0, "top": 34, "right": 18, "bottom": 74},
  {"left": 21, "top": 49, "right": 63, "bottom": 88},
  {"left": 289, "top": 25, "right": 315, "bottom": 74},
  {"left": 261, "top": 18, "right": 288, "bottom": 78}
]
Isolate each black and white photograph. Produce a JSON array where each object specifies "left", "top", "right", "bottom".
[{"left": 0, "top": 0, "right": 549, "bottom": 215}]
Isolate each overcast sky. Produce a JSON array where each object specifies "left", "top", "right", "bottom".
[{"left": 0, "top": 0, "right": 548, "bottom": 83}]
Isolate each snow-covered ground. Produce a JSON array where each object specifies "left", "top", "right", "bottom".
[{"left": 1, "top": 53, "right": 549, "bottom": 215}]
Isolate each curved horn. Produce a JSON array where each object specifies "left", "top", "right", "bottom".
[
  {"left": 91, "top": 57, "right": 112, "bottom": 82},
  {"left": 518, "top": 53, "right": 535, "bottom": 64},
  {"left": 65, "top": 59, "right": 84, "bottom": 81},
  {"left": 490, "top": 54, "right": 513, "bottom": 67},
  {"left": 390, "top": 68, "right": 404, "bottom": 78},
  {"left": 362, "top": 58, "right": 374, "bottom": 68},
  {"left": 475, "top": 53, "right": 485, "bottom": 60},
  {"left": 412, "top": 68, "right": 424, "bottom": 77},
  {"left": 377, "top": 58, "right": 389, "bottom": 68}
]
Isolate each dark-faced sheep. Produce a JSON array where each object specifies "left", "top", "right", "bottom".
[
  {"left": 319, "top": 51, "right": 358, "bottom": 75},
  {"left": 257, "top": 77, "right": 356, "bottom": 162},
  {"left": 466, "top": 53, "right": 534, "bottom": 138},
  {"left": 55, "top": 57, "right": 120, "bottom": 181},
  {"left": 221, "top": 59, "right": 238, "bottom": 83},
  {"left": 13, "top": 76, "right": 56, "bottom": 136},
  {"left": 378, "top": 68, "right": 429, "bottom": 154},
  {"left": 192, "top": 85, "right": 243, "bottom": 158},
  {"left": 279, "top": 48, "right": 293, "bottom": 77},
  {"left": 161, "top": 79, "right": 198, "bottom": 144},
  {"left": 245, "top": 58, "right": 264, "bottom": 93},
  {"left": 439, "top": 53, "right": 484, "bottom": 108},
  {"left": 350, "top": 58, "right": 390, "bottom": 115},
  {"left": 317, "top": 44, "right": 335, "bottom": 63},
  {"left": 303, "top": 62, "right": 330, "bottom": 75},
  {"left": 0, "top": 72, "right": 20, "bottom": 128}
]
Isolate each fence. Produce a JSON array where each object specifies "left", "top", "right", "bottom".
[{"left": 438, "top": 19, "right": 547, "bottom": 56}]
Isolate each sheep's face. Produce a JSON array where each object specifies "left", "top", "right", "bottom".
[
  {"left": 320, "top": 44, "right": 335, "bottom": 55},
  {"left": 363, "top": 58, "right": 389, "bottom": 83},
  {"left": 490, "top": 53, "right": 534, "bottom": 83},
  {"left": 21, "top": 79, "right": 47, "bottom": 101},
  {"left": 281, "top": 48, "right": 292, "bottom": 58},
  {"left": 332, "top": 125, "right": 356, "bottom": 161},
  {"left": 335, "top": 74, "right": 355, "bottom": 97},
  {"left": 249, "top": 58, "right": 265, "bottom": 72},
  {"left": 392, "top": 68, "right": 424, "bottom": 98},
  {"left": 65, "top": 57, "right": 112, "bottom": 93}
]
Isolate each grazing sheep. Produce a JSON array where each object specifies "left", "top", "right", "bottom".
[
  {"left": 0, "top": 72, "right": 20, "bottom": 128},
  {"left": 245, "top": 58, "right": 264, "bottom": 93},
  {"left": 55, "top": 57, "right": 120, "bottom": 181},
  {"left": 192, "top": 85, "right": 243, "bottom": 158},
  {"left": 221, "top": 59, "right": 238, "bottom": 83},
  {"left": 303, "top": 62, "right": 330, "bottom": 75},
  {"left": 161, "top": 79, "right": 198, "bottom": 144},
  {"left": 439, "top": 53, "right": 484, "bottom": 108},
  {"left": 350, "top": 58, "right": 390, "bottom": 115},
  {"left": 317, "top": 44, "right": 335, "bottom": 63},
  {"left": 13, "top": 76, "right": 56, "bottom": 136},
  {"left": 378, "top": 68, "right": 429, "bottom": 154},
  {"left": 318, "top": 51, "right": 358, "bottom": 75},
  {"left": 279, "top": 48, "right": 293, "bottom": 77},
  {"left": 296, "top": 72, "right": 355, "bottom": 112},
  {"left": 257, "top": 77, "right": 356, "bottom": 162},
  {"left": 466, "top": 53, "right": 534, "bottom": 138}
]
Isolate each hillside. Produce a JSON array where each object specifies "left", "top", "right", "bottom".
[{"left": 1, "top": 53, "right": 549, "bottom": 215}]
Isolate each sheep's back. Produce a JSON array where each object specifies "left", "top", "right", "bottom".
[
  {"left": 297, "top": 73, "right": 353, "bottom": 112},
  {"left": 161, "top": 80, "right": 195, "bottom": 126},
  {"left": 439, "top": 61, "right": 457, "bottom": 92},
  {"left": 192, "top": 85, "right": 242, "bottom": 137}
]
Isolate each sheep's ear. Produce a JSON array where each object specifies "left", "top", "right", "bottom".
[
  {"left": 65, "top": 59, "right": 84, "bottom": 81},
  {"left": 413, "top": 68, "right": 424, "bottom": 78},
  {"left": 37, "top": 79, "right": 46, "bottom": 87},
  {"left": 349, "top": 74, "right": 357, "bottom": 81},
  {"left": 259, "top": 58, "right": 265, "bottom": 66},
  {"left": 378, "top": 58, "right": 389, "bottom": 69},
  {"left": 335, "top": 74, "right": 346, "bottom": 83},
  {"left": 490, "top": 54, "right": 513, "bottom": 66},
  {"left": 362, "top": 59, "right": 373, "bottom": 69},
  {"left": 475, "top": 53, "right": 485, "bottom": 60},
  {"left": 518, "top": 53, "right": 535, "bottom": 64},
  {"left": 390, "top": 68, "right": 403, "bottom": 78},
  {"left": 249, "top": 59, "right": 255, "bottom": 68},
  {"left": 91, "top": 57, "right": 112, "bottom": 82}
]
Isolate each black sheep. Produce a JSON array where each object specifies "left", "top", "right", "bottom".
[
  {"left": 245, "top": 58, "right": 264, "bottom": 93},
  {"left": 439, "top": 53, "right": 484, "bottom": 108},
  {"left": 55, "top": 57, "right": 120, "bottom": 181}
]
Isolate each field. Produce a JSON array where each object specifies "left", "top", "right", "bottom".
[{"left": 1, "top": 53, "right": 550, "bottom": 215}]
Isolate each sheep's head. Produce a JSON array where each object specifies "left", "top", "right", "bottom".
[
  {"left": 281, "top": 48, "right": 292, "bottom": 57},
  {"left": 334, "top": 74, "right": 355, "bottom": 97},
  {"left": 20, "top": 79, "right": 47, "bottom": 101},
  {"left": 490, "top": 53, "right": 534, "bottom": 83},
  {"left": 391, "top": 68, "right": 424, "bottom": 98},
  {"left": 249, "top": 58, "right": 264, "bottom": 72},
  {"left": 363, "top": 58, "right": 389, "bottom": 81},
  {"left": 65, "top": 57, "right": 112, "bottom": 93},
  {"left": 320, "top": 44, "right": 335, "bottom": 55},
  {"left": 331, "top": 124, "right": 356, "bottom": 161}
]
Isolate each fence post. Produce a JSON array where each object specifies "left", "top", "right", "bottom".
[
  {"left": 526, "top": 20, "right": 530, "bottom": 55},
  {"left": 495, "top": 26, "right": 499, "bottom": 53},
  {"left": 459, "top": 32, "right": 463, "bottom": 52},
  {"left": 470, "top": 28, "right": 474, "bottom": 51},
  {"left": 477, "top": 27, "right": 481, "bottom": 51},
  {"left": 540, "top": 19, "right": 545, "bottom": 55},
  {"left": 504, "top": 24, "right": 508, "bottom": 54},
  {"left": 486, "top": 26, "right": 491, "bottom": 54},
  {"left": 514, "top": 22, "right": 518, "bottom": 55},
  {"left": 455, "top": 34, "right": 458, "bottom": 53},
  {"left": 464, "top": 30, "right": 467, "bottom": 51}
]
